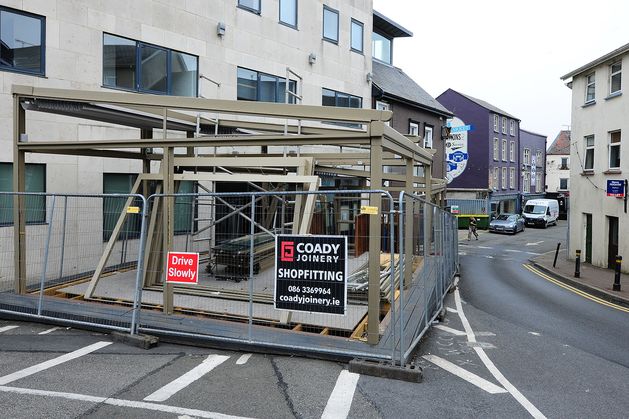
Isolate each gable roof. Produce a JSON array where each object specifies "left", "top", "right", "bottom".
[
  {"left": 373, "top": 10, "right": 413, "bottom": 38},
  {"left": 547, "top": 130, "right": 571, "bottom": 155},
  {"left": 372, "top": 60, "right": 452, "bottom": 117},
  {"left": 442, "top": 88, "right": 519, "bottom": 120},
  {"left": 561, "top": 42, "right": 629, "bottom": 80}
]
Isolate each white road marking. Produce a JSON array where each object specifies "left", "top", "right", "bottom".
[
  {"left": 446, "top": 307, "right": 458, "bottom": 314},
  {"left": 434, "top": 324, "right": 467, "bottom": 336},
  {"left": 236, "top": 354, "right": 252, "bottom": 365},
  {"left": 0, "top": 385, "right": 252, "bottom": 419},
  {"left": 529, "top": 332, "right": 541, "bottom": 336},
  {"left": 458, "top": 251, "right": 467, "bottom": 256},
  {"left": 321, "top": 370, "right": 360, "bottom": 419},
  {"left": 477, "top": 246, "right": 493, "bottom": 249},
  {"left": 526, "top": 241, "right": 544, "bottom": 246},
  {"left": 454, "top": 290, "right": 546, "bottom": 418},
  {"left": 144, "top": 355, "right": 230, "bottom": 402},
  {"left": 0, "top": 341, "right": 112, "bottom": 386},
  {"left": 505, "top": 249, "right": 522, "bottom": 253},
  {"left": 525, "top": 252, "right": 541, "bottom": 256},
  {"left": 423, "top": 355, "right": 507, "bottom": 394},
  {"left": 0, "top": 325, "right": 19, "bottom": 333},
  {"left": 38, "top": 327, "right": 61, "bottom": 335},
  {"left": 485, "top": 255, "right": 494, "bottom": 259}
]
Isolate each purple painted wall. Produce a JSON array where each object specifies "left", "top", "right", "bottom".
[{"left": 520, "top": 129, "right": 547, "bottom": 194}]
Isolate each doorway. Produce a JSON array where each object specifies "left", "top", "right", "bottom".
[
  {"left": 607, "top": 216, "right": 619, "bottom": 268},
  {"left": 584, "top": 213, "right": 592, "bottom": 263}
]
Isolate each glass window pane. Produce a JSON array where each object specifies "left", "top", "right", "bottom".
[
  {"left": 280, "top": 0, "right": 297, "bottom": 26},
  {"left": 611, "top": 73, "right": 621, "bottom": 93},
  {"left": 585, "top": 149, "right": 594, "bottom": 169},
  {"left": 237, "top": 67, "right": 257, "bottom": 100},
  {"left": 171, "top": 51, "right": 197, "bottom": 97},
  {"left": 0, "top": 9, "right": 43, "bottom": 73},
  {"left": 103, "top": 174, "right": 140, "bottom": 241},
  {"left": 175, "top": 181, "right": 194, "bottom": 233},
  {"left": 610, "top": 145, "right": 620, "bottom": 168},
  {"left": 323, "top": 8, "right": 338, "bottom": 42},
  {"left": 322, "top": 88, "right": 336, "bottom": 106},
  {"left": 103, "top": 34, "right": 136, "bottom": 90},
  {"left": 239, "top": 0, "right": 260, "bottom": 12},
  {"left": 351, "top": 20, "right": 363, "bottom": 52},
  {"left": 259, "top": 74, "right": 277, "bottom": 102},
  {"left": 349, "top": 95, "right": 362, "bottom": 108},
  {"left": 337, "top": 92, "right": 349, "bottom": 108},
  {"left": 372, "top": 32, "right": 391, "bottom": 64},
  {"left": 140, "top": 44, "right": 167, "bottom": 93},
  {"left": 0, "top": 163, "right": 45, "bottom": 225}
]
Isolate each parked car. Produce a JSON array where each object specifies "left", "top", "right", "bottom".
[{"left": 488, "top": 213, "right": 525, "bottom": 234}]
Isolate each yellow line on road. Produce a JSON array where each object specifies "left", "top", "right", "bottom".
[{"left": 523, "top": 264, "right": 629, "bottom": 313}]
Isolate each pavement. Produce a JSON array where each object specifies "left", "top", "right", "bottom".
[{"left": 457, "top": 228, "right": 629, "bottom": 308}]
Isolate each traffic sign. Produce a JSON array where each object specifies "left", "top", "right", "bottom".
[{"left": 166, "top": 252, "right": 199, "bottom": 284}]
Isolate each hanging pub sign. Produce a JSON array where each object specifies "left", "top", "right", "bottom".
[{"left": 274, "top": 235, "right": 347, "bottom": 315}]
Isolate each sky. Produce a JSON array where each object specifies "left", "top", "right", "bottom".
[{"left": 372, "top": 0, "right": 629, "bottom": 146}]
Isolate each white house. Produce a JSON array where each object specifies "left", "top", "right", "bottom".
[{"left": 545, "top": 130, "right": 571, "bottom": 194}]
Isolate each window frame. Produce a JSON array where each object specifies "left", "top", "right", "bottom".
[
  {"left": 322, "top": 87, "right": 362, "bottom": 108},
  {"left": 502, "top": 139, "right": 507, "bottom": 161},
  {"left": 609, "top": 61, "right": 622, "bottom": 95},
  {"left": 0, "top": 6, "right": 46, "bottom": 76},
  {"left": 493, "top": 115, "right": 499, "bottom": 132},
  {"left": 350, "top": 18, "right": 364, "bottom": 53},
  {"left": 523, "top": 172, "right": 531, "bottom": 193},
  {"left": 608, "top": 130, "right": 621, "bottom": 170},
  {"left": 102, "top": 33, "right": 198, "bottom": 97},
  {"left": 0, "top": 162, "right": 46, "bottom": 226},
  {"left": 509, "top": 141, "right": 515, "bottom": 162},
  {"left": 237, "top": 66, "right": 296, "bottom": 104},
  {"left": 371, "top": 30, "right": 392, "bottom": 64},
  {"left": 408, "top": 121, "right": 420, "bottom": 136},
  {"left": 424, "top": 125, "right": 434, "bottom": 149},
  {"left": 493, "top": 167, "right": 499, "bottom": 189},
  {"left": 279, "top": 0, "right": 297, "bottom": 28},
  {"left": 509, "top": 167, "right": 515, "bottom": 189},
  {"left": 509, "top": 120, "right": 515, "bottom": 136},
  {"left": 559, "top": 178, "right": 568, "bottom": 190},
  {"left": 585, "top": 72, "right": 596, "bottom": 103},
  {"left": 560, "top": 157, "right": 569, "bottom": 170},
  {"left": 501, "top": 167, "right": 507, "bottom": 190},
  {"left": 322, "top": 5, "right": 339, "bottom": 44},
  {"left": 502, "top": 117, "right": 507, "bottom": 134},
  {"left": 523, "top": 148, "right": 531, "bottom": 165},
  {"left": 584, "top": 135, "right": 595, "bottom": 171},
  {"left": 493, "top": 138, "right": 499, "bottom": 161},
  {"left": 536, "top": 150, "right": 543, "bottom": 167},
  {"left": 238, "top": 0, "right": 261, "bottom": 14}
]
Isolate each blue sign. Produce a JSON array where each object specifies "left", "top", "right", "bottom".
[
  {"left": 449, "top": 151, "right": 468, "bottom": 163},
  {"left": 450, "top": 124, "right": 474, "bottom": 133},
  {"left": 607, "top": 180, "right": 625, "bottom": 197}
]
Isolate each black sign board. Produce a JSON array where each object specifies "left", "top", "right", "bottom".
[{"left": 274, "top": 235, "right": 347, "bottom": 315}]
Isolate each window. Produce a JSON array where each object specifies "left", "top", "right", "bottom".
[
  {"left": 509, "top": 120, "right": 515, "bottom": 136},
  {"left": 237, "top": 67, "right": 296, "bottom": 103},
  {"left": 609, "top": 130, "right": 621, "bottom": 169},
  {"left": 322, "top": 88, "right": 362, "bottom": 108},
  {"left": 0, "top": 7, "right": 45, "bottom": 76},
  {"left": 0, "top": 163, "right": 46, "bottom": 225},
  {"left": 536, "top": 170, "right": 542, "bottom": 191},
  {"left": 523, "top": 148, "right": 531, "bottom": 165},
  {"left": 103, "top": 174, "right": 141, "bottom": 241},
  {"left": 536, "top": 151, "right": 543, "bottom": 167},
  {"left": 323, "top": 6, "right": 339, "bottom": 43},
  {"left": 560, "top": 157, "right": 569, "bottom": 170},
  {"left": 238, "top": 0, "right": 260, "bottom": 14},
  {"left": 559, "top": 178, "right": 568, "bottom": 190},
  {"left": 493, "top": 167, "right": 499, "bottom": 189},
  {"left": 350, "top": 19, "right": 364, "bottom": 53},
  {"left": 585, "top": 72, "right": 595, "bottom": 102},
  {"left": 610, "top": 62, "right": 622, "bottom": 94},
  {"left": 375, "top": 101, "right": 390, "bottom": 126},
  {"left": 584, "top": 135, "right": 595, "bottom": 170},
  {"left": 509, "top": 141, "right": 515, "bottom": 161},
  {"left": 409, "top": 121, "right": 419, "bottom": 136},
  {"left": 523, "top": 172, "right": 530, "bottom": 193},
  {"left": 372, "top": 31, "right": 392, "bottom": 64},
  {"left": 502, "top": 117, "right": 507, "bottom": 134},
  {"left": 502, "top": 139, "right": 507, "bottom": 161},
  {"left": 279, "top": 0, "right": 297, "bottom": 27},
  {"left": 493, "top": 115, "right": 499, "bottom": 132},
  {"left": 103, "top": 33, "right": 198, "bottom": 96},
  {"left": 510, "top": 167, "right": 515, "bottom": 189},
  {"left": 493, "top": 138, "right": 499, "bottom": 160},
  {"left": 424, "top": 125, "right": 434, "bottom": 149},
  {"left": 502, "top": 167, "right": 507, "bottom": 189}
]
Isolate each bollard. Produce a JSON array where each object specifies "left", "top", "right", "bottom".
[
  {"left": 613, "top": 255, "right": 622, "bottom": 291},
  {"left": 553, "top": 242, "right": 561, "bottom": 268},
  {"left": 575, "top": 249, "right": 581, "bottom": 278}
]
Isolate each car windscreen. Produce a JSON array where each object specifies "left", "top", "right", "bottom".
[
  {"left": 496, "top": 215, "right": 511, "bottom": 221},
  {"left": 524, "top": 205, "right": 546, "bottom": 214}
]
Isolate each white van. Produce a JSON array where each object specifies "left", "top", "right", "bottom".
[{"left": 522, "top": 199, "right": 559, "bottom": 228}]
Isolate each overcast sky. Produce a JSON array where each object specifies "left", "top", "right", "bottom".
[{"left": 372, "top": 0, "right": 629, "bottom": 145}]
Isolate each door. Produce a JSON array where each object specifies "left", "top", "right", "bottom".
[
  {"left": 608, "top": 216, "right": 619, "bottom": 268},
  {"left": 584, "top": 213, "right": 592, "bottom": 263}
]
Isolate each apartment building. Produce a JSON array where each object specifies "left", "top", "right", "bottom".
[
  {"left": 561, "top": 42, "right": 628, "bottom": 269},
  {"left": 546, "top": 130, "right": 571, "bottom": 194},
  {"left": 519, "top": 129, "right": 547, "bottom": 204}
]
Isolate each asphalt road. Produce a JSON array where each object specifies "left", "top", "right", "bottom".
[{"left": 1, "top": 221, "right": 628, "bottom": 418}]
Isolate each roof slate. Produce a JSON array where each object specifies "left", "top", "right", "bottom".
[
  {"left": 446, "top": 89, "right": 519, "bottom": 120},
  {"left": 372, "top": 60, "right": 452, "bottom": 116},
  {"left": 547, "top": 130, "right": 571, "bottom": 155}
]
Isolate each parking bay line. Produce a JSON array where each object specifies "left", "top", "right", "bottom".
[
  {"left": 0, "top": 325, "right": 19, "bottom": 333},
  {"left": 236, "top": 354, "right": 252, "bottom": 365},
  {"left": 38, "top": 327, "right": 62, "bottom": 335},
  {"left": 0, "top": 385, "right": 252, "bottom": 419},
  {"left": 321, "top": 370, "right": 360, "bottom": 419},
  {"left": 0, "top": 341, "right": 113, "bottom": 385},
  {"left": 144, "top": 355, "right": 230, "bottom": 402},
  {"left": 423, "top": 355, "right": 507, "bottom": 394},
  {"left": 433, "top": 324, "right": 467, "bottom": 336}
]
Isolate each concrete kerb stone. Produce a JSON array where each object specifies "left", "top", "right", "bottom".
[
  {"left": 110, "top": 331, "right": 159, "bottom": 350},
  {"left": 348, "top": 358, "right": 423, "bottom": 383},
  {"left": 529, "top": 260, "right": 629, "bottom": 309}
]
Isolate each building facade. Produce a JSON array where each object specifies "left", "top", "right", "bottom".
[
  {"left": 519, "top": 129, "right": 547, "bottom": 207},
  {"left": 436, "top": 89, "right": 522, "bottom": 214},
  {"left": 0, "top": 0, "right": 375, "bottom": 197},
  {"left": 546, "top": 130, "right": 571, "bottom": 194},
  {"left": 561, "top": 43, "right": 629, "bottom": 270}
]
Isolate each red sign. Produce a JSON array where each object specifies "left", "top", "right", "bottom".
[{"left": 166, "top": 252, "right": 199, "bottom": 284}]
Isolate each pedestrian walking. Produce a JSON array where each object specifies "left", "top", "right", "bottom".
[{"left": 468, "top": 217, "right": 478, "bottom": 240}]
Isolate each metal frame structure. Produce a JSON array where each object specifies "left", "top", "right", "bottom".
[{"left": 12, "top": 84, "right": 443, "bottom": 344}]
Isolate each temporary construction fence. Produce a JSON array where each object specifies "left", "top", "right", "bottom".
[{"left": 0, "top": 189, "right": 457, "bottom": 365}]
